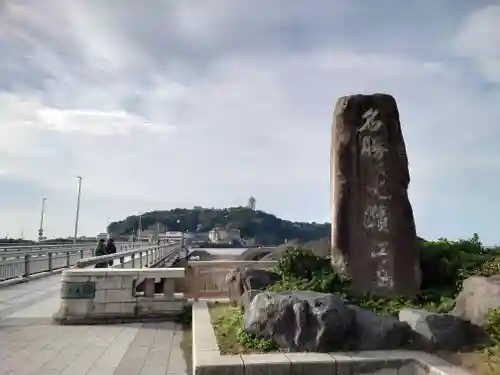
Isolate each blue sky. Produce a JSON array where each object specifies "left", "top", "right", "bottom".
[{"left": 1, "top": 0, "right": 500, "bottom": 243}]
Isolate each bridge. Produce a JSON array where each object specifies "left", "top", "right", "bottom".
[{"left": 0, "top": 242, "right": 191, "bottom": 375}]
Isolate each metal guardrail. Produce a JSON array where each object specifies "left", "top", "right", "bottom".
[
  {"left": 0, "top": 242, "right": 150, "bottom": 282},
  {"left": 75, "top": 242, "right": 183, "bottom": 268}
]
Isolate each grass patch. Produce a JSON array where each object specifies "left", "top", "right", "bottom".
[{"left": 208, "top": 302, "right": 277, "bottom": 354}]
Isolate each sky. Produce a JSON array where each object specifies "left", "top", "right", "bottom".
[{"left": 1, "top": 1, "right": 500, "bottom": 243}]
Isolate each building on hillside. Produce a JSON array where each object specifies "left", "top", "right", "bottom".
[
  {"left": 138, "top": 229, "right": 156, "bottom": 242},
  {"left": 148, "top": 222, "right": 167, "bottom": 233},
  {"left": 208, "top": 227, "right": 241, "bottom": 244},
  {"left": 162, "top": 231, "right": 194, "bottom": 243}
]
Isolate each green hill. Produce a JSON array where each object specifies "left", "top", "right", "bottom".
[{"left": 108, "top": 207, "right": 330, "bottom": 246}]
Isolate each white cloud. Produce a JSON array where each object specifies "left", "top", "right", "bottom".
[
  {"left": 0, "top": 0, "right": 500, "bottom": 244},
  {"left": 454, "top": 5, "right": 500, "bottom": 82}
]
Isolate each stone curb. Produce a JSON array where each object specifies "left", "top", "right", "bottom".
[{"left": 191, "top": 301, "right": 475, "bottom": 375}]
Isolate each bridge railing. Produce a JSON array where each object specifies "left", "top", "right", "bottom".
[
  {"left": 0, "top": 242, "right": 151, "bottom": 282},
  {"left": 75, "top": 242, "right": 183, "bottom": 269}
]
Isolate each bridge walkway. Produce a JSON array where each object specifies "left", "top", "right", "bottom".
[{"left": 0, "top": 265, "right": 190, "bottom": 375}]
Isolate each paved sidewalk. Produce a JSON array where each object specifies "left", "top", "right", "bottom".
[{"left": 0, "top": 275, "right": 191, "bottom": 375}]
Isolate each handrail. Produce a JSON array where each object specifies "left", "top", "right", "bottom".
[
  {"left": 0, "top": 246, "right": 92, "bottom": 258},
  {"left": 0, "top": 242, "right": 95, "bottom": 251},
  {"left": 0, "top": 242, "right": 145, "bottom": 258},
  {"left": 75, "top": 242, "right": 182, "bottom": 268},
  {"left": 0, "top": 242, "right": 184, "bottom": 282},
  {"left": 0, "top": 241, "right": 149, "bottom": 252}
]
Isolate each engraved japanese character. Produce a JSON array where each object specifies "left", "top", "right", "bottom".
[
  {"left": 364, "top": 203, "right": 389, "bottom": 233},
  {"left": 376, "top": 268, "right": 394, "bottom": 289},
  {"left": 370, "top": 242, "right": 389, "bottom": 258},
  {"left": 361, "top": 136, "right": 388, "bottom": 161},
  {"left": 366, "top": 181, "right": 390, "bottom": 201},
  {"left": 359, "top": 108, "right": 384, "bottom": 133}
]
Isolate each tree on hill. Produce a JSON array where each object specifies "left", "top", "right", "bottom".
[{"left": 108, "top": 207, "right": 330, "bottom": 246}]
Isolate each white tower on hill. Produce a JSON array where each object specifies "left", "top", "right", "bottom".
[{"left": 247, "top": 196, "right": 256, "bottom": 210}]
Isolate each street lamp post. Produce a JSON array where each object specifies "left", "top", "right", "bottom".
[
  {"left": 38, "top": 197, "right": 47, "bottom": 242},
  {"left": 73, "top": 176, "right": 83, "bottom": 248}
]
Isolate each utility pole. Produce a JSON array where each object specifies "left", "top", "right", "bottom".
[
  {"left": 73, "top": 176, "right": 83, "bottom": 247},
  {"left": 38, "top": 197, "right": 47, "bottom": 242}
]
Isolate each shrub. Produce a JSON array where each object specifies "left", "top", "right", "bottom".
[
  {"left": 274, "top": 247, "right": 332, "bottom": 279},
  {"left": 266, "top": 236, "right": 494, "bottom": 316},
  {"left": 418, "top": 234, "right": 497, "bottom": 296}
]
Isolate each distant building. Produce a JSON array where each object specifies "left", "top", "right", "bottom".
[
  {"left": 162, "top": 231, "right": 194, "bottom": 243},
  {"left": 208, "top": 227, "right": 241, "bottom": 244},
  {"left": 247, "top": 196, "right": 256, "bottom": 210},
  {"left": 148, "top": 222, "right": 167, "bottom": 233},
  {"left": 138, "top": 229, "right": 156, "bottom": 242}
]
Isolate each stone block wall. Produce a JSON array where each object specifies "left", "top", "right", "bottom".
[{"left": 53, "top": 268, "right": 185, "bottom": 324}]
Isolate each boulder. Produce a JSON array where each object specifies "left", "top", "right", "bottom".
[
  {"left": 348, "top": 305, "right": 412, "bottom": 350},
  {"left": 399, "top": 308, "right": 488, "bottom": 350},
  {"left": 452, "top": 275, "right": 500, "bottom": 327},
  {"left": 244, "top": 291, "right": 354, "bottom": 352},
  {"left": 225, "top": 268, "right": 279, "bottom": 308},
  {"left": 330, "top": 93, "right": 421, "bottom": 297}
]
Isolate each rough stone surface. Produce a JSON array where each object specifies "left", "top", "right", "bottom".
[
  {"left": 244, "top": 291, "right": 354, "bottom": 352},
  {"left": 226, "top": 268, "right": 279, "bottom": 308},
  {"left": 330, "top": 93, "right": 421, "bottom": 297},
  {"left": 348, "top": 305, "right": 412, "bottom": 350},
  {"left": 452, "top": 275, "right": 500, "bottom": 327},
  {"left": 399, "top": 308, "right": 488, "bottom": 350}
]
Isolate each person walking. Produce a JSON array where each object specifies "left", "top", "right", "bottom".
[
  {"left": 94, "top": 239, "right": 108, "bottom": 268},
  {"left": 106, "top": 238, "right": 117, "bottom": 267}
]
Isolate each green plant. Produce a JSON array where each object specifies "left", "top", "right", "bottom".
[
  {"left": 210, "top": 304, "right": 276, "bottom": 353},
  {"left": 274, "top": 247, "right": 333, "bottom": 279},
  {"left": 418, "top": 234, "right": 500, "bottom": 297},
  {"left": 236, "top": 326, "right": 277, "bottom": 352},
  {"left": 485, "top": 308, "right": 500, "bottom": 346},
  {"left": 266, "top": 238, "right": 494, "bottom": 317}
]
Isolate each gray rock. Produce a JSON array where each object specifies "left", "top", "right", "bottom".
[
  {"left": 399, "top": 308, "right": 488, "bottom": 350},
  {"left": 244, "top": 291, "right": 354, "bottom": 352},
  {"left": 240, "top": 289, "right": 262, "bottom": 310},
  {"left": 452, "top": 275, "right": 500, "bottom": 327},
  {"left": 348, "top": 305, "right": 412, "bottom": 350},
  {"left": 225, "top": 268, "right": 279, "bottom": 308}
]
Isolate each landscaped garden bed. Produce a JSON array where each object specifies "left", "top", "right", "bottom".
[{"left": 207, "top": 234, "right": 500, "bottom": 375}]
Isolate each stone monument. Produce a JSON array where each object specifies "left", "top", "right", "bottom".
[{"left": 330, "top": 93, "right": 421, "bottom": 297}]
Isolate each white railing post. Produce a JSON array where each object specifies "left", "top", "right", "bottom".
[{"left": 23, "top": 254, "right": 30, "bottom": 277}]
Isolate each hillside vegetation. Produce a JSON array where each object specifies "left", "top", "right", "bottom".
[{"left": 109, "top": 207, "right": 330, "bottom": 245}]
